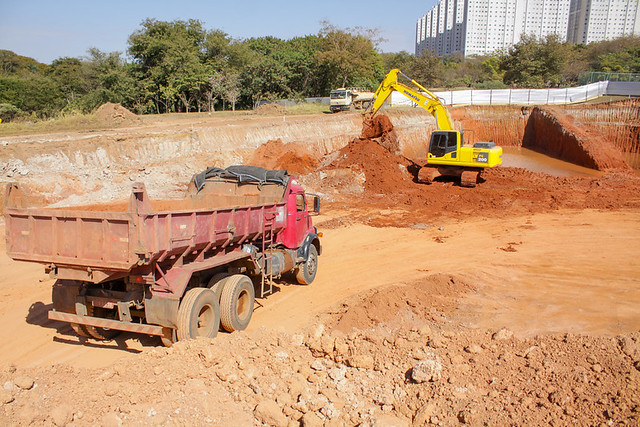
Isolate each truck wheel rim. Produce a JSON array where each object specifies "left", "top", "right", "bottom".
[
  {"left": 237, "top": 290, "right": 250, "bottom": 321},
  {"left": 197, "top": 304, "right": 215, "bottom": 335},
  {"left": 307, "top": 254, "right": 317, "bottom": 276}
]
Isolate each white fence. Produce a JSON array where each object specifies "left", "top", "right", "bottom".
[{"left": 390, "top": 80, "right": 639, "bottom": 107}]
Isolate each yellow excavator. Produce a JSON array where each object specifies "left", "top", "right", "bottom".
[{"left": 365, "top": 69, "right": 502, "bottom": 187}]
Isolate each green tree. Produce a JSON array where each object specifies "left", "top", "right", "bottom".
[
  {"left": 128, "top": 19, "right": 209, "bottom": 113},
  {"left": 84, "top": 48, "right": 137, "bottom": 110},
  {"left": 499, "top": 34, "right": 570, "bottom": 88},
  {"left": 381, "top": 51, "right": 416, "bottom": 74},
  {"left": 0, "top": 75, "right": 64, "bottom": 117},
  {"left": 314, "top": 22, "right": 384, "bottom": 92},
  {"left": 47, "top": 57, "right": 92, "bottom": 105},
  {"left": 406, "top": 51, "right": 444, "bottom": 87}
]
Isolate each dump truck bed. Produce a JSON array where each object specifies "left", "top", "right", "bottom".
[{"left": 4, "top": 180, "right": 288, "bottom": 277}]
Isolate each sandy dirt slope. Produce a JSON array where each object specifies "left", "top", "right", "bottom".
[
  {"left": 0, "top": 208, "right": 639, "bottom": 426},
  {"left": 1, "top": 108, "right": 640, "bottom": 425},
  {"left": 250, "top": 209, "right": 640, "bottom": 338},
  {"left": 1, "top": 208, "right": 638, "bottom": 370}
]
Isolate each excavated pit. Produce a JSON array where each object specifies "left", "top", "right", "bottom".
[{"left": 523, "top": 107, "right": 631, "bottom": 171}]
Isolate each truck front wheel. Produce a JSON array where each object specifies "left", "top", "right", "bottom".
[
  {"left": 296, "top": 245, "right": 318, "bottom": 285},
  {"left": 220, "top": 275, "right": 255, "bottom": 332},
  {"left": 177, "top": 288, "right": 220, "bottom": 341}
]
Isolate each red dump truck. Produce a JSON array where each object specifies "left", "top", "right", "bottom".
[{"left": 4, "top": 166, "right": 321, "bottom": 345}]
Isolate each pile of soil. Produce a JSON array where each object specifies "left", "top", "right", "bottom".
[
  {"left": 249, "top": 139, "right": 319, "bottom": 175},
  {"left": 327, "top": 138, "right": 411, "bottom": 195},
  {"left": 524, "top": 107, "right": 630, "bottom": 171},
  {"left": 94, "top": 103, "right": 140, "bottom": 125},
  {"left": 2, "top": 273, "right": 638, "bottom": 425},
  {"left": 329, "top": 274, "right": 476, "bottom": 333},
  {"left": 361, "top": 114, "right": 400, "bottom": 153},
  {"left": 314, "top": 114, "right": 411, "bottom": 195},
  {"left": 255, "top": 103, "right": 287, "bottom": 115},
  {"left": 302, "top": 113, "right": 640, "bottom": 227}
]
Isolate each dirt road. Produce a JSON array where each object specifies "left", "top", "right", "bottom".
[{"left": 2, "top": 208, "right": 638, "bottom": 370}]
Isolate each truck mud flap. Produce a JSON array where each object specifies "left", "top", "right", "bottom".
[{"left": 49, "top": 310, "right": 172, "bottom": 339}]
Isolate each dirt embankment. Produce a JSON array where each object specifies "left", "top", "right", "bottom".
[
  {"left": 1, "top": 273, "right": 639, "bottom": 426},
  {"left": 297, "top": 114, "right": 640, "bottom": 228},
  {"left": 1, "top": 109, "right": 640, "bottom": 426},
  {"left": 524, "top": 107, "right": 631, "bottom": 171}
]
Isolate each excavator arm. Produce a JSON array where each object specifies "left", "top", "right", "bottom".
[{"left": 366, "top": 69, "right": 455, "bottom": 131}]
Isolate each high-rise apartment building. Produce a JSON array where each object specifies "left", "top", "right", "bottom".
[
  {"left": 567, "top": 0, "right": 640, "bottom": 44},
  {"left": 416, "top": 0, "right": 640, "bottom": 57}
]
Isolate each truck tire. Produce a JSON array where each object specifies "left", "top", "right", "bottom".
[
  {"left": 296, "top": 244, "right": 318, "bottom": 285},
  {"left": 84, "top": 307, "right": 121, "bottom": 341},
  {"left": 70, "top": 323, "right": 91, "bottom": 338},
  {"left": 208, "top": 272, "right": 231, "bottom": 301},
  {"left": 177, "top": 287, "right": 220, "bottom": 341},
  {"left": 219, "top": 275, "right": 255, "bottom": 332}
]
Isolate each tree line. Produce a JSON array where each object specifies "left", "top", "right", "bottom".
[{"left": 0, "top": 18, "right": 639, "bottom": 121}]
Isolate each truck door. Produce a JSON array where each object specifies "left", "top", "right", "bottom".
[
  {"left": 282, "top": 190, "right": 310, "bottom": 249},
  {"left": 293, "top": 192, "right": 310, "bottom": 246}
]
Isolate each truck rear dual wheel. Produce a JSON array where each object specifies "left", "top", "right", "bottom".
[
  {"left": 296, "top": 245, "right": 318, "bottom": 285},
  {"left": 219, "top": 275, "right": 255, "bottom": 332},
  {"left": 177, "top": 287, "right": 220, "bottom": 341}
]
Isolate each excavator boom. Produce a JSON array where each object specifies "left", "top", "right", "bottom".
[{"left": 367, "top": 69, "right": 455, "bottom": 131}]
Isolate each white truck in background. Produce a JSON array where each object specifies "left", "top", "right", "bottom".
[{"left": 329, "top": 87, "right": 374, "bottom": 113}]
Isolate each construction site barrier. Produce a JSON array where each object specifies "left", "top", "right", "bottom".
[{"left": 390, "top": 81, "right": 639, "bottom": 107}]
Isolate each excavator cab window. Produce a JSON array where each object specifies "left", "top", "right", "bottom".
[{"left": 429, "top": 131, "right": 459, "bottom": 158}]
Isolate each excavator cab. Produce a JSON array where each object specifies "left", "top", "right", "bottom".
[{"left": 428, "top": 131, "right": 461, "bottom": 158}]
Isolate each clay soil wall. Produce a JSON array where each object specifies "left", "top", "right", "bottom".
[{"left": 523, "top": 107, "right": 630, "bottom": 171}]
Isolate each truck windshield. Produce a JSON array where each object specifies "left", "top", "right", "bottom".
[{"left": 330, "top": 91, "right": 346, "bottom": 99}]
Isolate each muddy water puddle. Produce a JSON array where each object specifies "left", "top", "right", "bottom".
[{"left": 502, "top": 147, "right": 603, "bottom": 177}]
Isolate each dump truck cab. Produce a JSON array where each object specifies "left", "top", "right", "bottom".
[{"left": 330, "top": 87, "right": 374, "bottom": 113}]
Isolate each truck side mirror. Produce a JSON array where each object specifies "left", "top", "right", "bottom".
[
  {"left": 313, "top": 195, "right": 320, "bottom": 215},
  {"left": 306, "top": 194, "right": 320, "bottom": 216}
]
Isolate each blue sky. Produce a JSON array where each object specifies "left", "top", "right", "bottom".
[{"left": 0, "top": 0, "right": 436, "bottom": 64}]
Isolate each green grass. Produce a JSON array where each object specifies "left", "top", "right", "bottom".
[
  {"left": 285, "top": 103, "right": 330, "bottom": 115},
  {"left": 0, "top": 113, "right": 112, "bottom": 137}
]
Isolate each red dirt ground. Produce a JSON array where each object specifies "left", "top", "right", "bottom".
[{"left": 1, "top": 110, "right": 640, "bottom": 426}]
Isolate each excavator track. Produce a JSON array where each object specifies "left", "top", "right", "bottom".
[
  {"left": 417, "top": 166, "right": 441, "bottom": 184},
  {"left": 460, "top": 170, "right": 479, "bottom": 188}
]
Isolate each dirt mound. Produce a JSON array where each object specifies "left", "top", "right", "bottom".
[
  {"left": 361, "top": 114, "right": 400, "bottom": 152},
  {"left": 329, "top": 274, "right": 476, "bottom": 333},
  {"left": 2, "top": 276, "right": 639, "bottom": 425},
  {"left": 255, "top": 103, "right": 287, "bottom": 115},
  {"left": 249, "top": 139, "right": 319, "bottom": 175},
  {"left": 94, "top": 102, "right": 140, "bottom": 125},
  {"left": 326, "top": 115, "right": 412, "bottom": 194},
  {"left": 524, "top": 107, "right": 630, "bottom": 171},
  {"left": 327, "top": 138, "right": 412, "bottom": 195}
]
